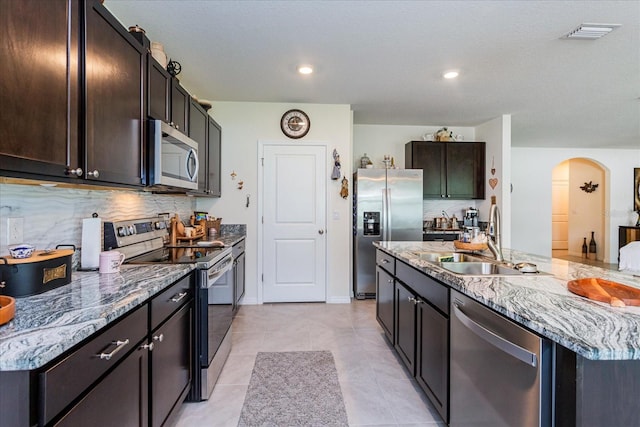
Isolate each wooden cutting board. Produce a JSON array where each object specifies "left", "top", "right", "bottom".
[{"left": 567, "top": 278, "right": 640, "bottom": 307}]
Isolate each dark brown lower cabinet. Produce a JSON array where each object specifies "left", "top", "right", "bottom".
[
  {"left": 394, "top": 281, "right": 416, "bottom": 374},
  {"left": 416, "top": 298, "right": 449, "bottom": 423},
  {"left": 150, "top": 303, "right": 192, "bottom": 427},
  {"left": 376, "top": 265, "right": 394, "bottom": 343},
  {"left": 55, "top": 344, "right": 149, "bottom": 427},
  {"left": 393, "top": 259, "right": 450, "bottom": 424},
  {"left": 0, "top": 273, "right": 195, "bottom": 427}
]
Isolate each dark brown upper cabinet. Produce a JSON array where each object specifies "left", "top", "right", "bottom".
[
  {"left": 147, "top": 56, "right": 171, "bottom": 122},
  {"left": 171, "top": 79, "right": 190, "bottom": 133},
  {"left": 207, "top": 116, "right": 222, "bottom": 197},
  {"left": 405, "top": 141, "right": 485, "bottom": 199},
  {"left": 0, "top": 0, "right": 81, "bottom": 179},
  {"left": 0, "top": 0, "right": 145, "bottom": 187},
  {"left": 189, "top": 98, "right": 208, "bottom": 194},
  {"left": 83, "top": 0, "right": 146, "bottom": 186}
]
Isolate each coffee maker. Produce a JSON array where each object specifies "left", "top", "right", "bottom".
[{"left": 463, "top": 208, "right": 479, "bottom": 227}]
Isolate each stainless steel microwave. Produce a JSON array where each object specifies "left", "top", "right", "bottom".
[{"left": 149, "top": 120, "right": 199, "bottom": 190}]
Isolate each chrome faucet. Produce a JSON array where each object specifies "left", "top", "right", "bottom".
[{"left": 487, "top": 204, "right": 503, "bottom": 262}]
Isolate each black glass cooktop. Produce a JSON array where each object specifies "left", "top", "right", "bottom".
[{"left": 127, "top": 246, "right": 228, "bottom": 266}]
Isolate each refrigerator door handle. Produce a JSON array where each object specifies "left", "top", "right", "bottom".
[{"left": 382, "top": 188, "right": 392, "bottom": 241}]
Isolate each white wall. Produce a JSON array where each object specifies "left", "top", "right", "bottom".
[
  {"left": 196, "top": 102, "right": 353, "bottom": 304},
  {"left": 512, "top": 148, "right": 640, "bottom": 262},
  {"left": 568, "top": 159, "right": 605, "bottom": 259},
  {"left": 476, "top": 115, "right": 512, "bottom": 248}
]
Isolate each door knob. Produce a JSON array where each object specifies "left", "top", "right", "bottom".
[{"left": 318, "top": 230, "right": 324, "bottom": 235}]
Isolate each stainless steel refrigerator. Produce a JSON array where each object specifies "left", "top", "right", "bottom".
[{"left": 353, "top": 168, "right": 423, "bottom": 299}]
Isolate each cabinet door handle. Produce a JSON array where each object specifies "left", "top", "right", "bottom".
[
  {"left": 97, "top": 339, "right": 129, "bottom": 360},
  {"left": 381, "top": 259, "right": 389, "bottom": 264},
  {"left": 408, "top": 296, "right": 416, "bottom": 304},
  {"left": 153, "top": 334, "right": 164, "bottom": 342},
  {"left": 66, "top": 167, "right": 83, "bottom": 177},
  {"left": 87, "top": 170, "right": 100, "bottom": 178},
  {"left": 387, "top": 279, "right": 393, "bottom": 284},
  {"left": 140, "top": 342, "right": 154, "bottom": 352},
  {"left": 171, "top": 292, "right": 188, "bottom": 303}
]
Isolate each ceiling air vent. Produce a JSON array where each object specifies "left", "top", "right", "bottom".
[{"left": 564, "top": 23, "right": 621, "bottom": 40}]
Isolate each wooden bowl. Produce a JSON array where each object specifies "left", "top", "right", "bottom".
[
  {"left": 453, "top": 240, "right": 488, "bottom": 251},
  {"left": 0, "top": 295, "right": 16, "bottom": 326}
]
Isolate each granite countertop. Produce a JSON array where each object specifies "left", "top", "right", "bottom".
[
  {"left": 374, "top": 241, "right": 640, "bottom": 361},
  {"left": 0, "top": 264, "right": 195, "bottom": 371}
]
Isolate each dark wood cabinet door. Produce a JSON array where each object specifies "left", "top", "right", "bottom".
[
  {"left": 55, "top": 345, "right": 149, "bottom": 427},
  {"left": 171, "top": 79, "right": 189, "bottom": 133},
  {"left": 235, "top": 251, "right": 246, "bottom": 305},
  {"left": 0, "top": 0, "right": 80, "bottom": 179},
  {"left": 150, "top": 302, "right": 192, "bottom": 427},
  {"left": 189, "top": 99, "right": 208, "bottom": 194},
  {"left": 395, "top": 281, "right": 416, "bottom": 374},
  {"left": 147, "top": 56, "right": 171, "bottom": 122},
  {"left": 405, "top": 141, "right": 445, "bottom": 198},
  {"left": 207, "top": 116, "right": 222, "bottom": 197},
  {"left": 405, "top": 141, "right": 485, "bottom": 199},
  {"left": 446, "top": 142, "right": 485, "bottom": 199},
  {"left": 416, "top": 301, "right": 449, "bottom": 423},
  {"left": 376, "top": 266, "right": 394, "bottom": 343},
  {"left": 84, "top": 0, "right": 145, "bottom": 186}
]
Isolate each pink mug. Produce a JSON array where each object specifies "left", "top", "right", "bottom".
[{"left": 99, "top": 251, "right": 125, "bottom": 274}]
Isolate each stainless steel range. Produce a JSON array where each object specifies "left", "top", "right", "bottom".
[{"left": 103, "top": 217, "right": 234, "bottom": 401}]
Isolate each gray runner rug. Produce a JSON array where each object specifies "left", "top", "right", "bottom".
[{"left": 238, "top": 351, "right": 349, "bottom": 427}]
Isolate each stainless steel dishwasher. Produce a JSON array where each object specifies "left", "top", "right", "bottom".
[{"left": 450, "top": 290, "right": 552, "bottom": 427}]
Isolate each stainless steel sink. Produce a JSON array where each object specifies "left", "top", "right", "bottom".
[
  {"left": 412, "top": 252, "right": 480, "bottom": 263},
  {"left": 439, "top": 261, "right": 523, "bottom": 276}
]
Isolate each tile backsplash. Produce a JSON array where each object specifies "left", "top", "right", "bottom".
[{"left": 0, "top": 183, "right": 195, "bottom": 256}]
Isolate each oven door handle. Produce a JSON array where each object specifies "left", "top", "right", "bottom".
[{"left": 206, "top": 255, "right": 233, "bottom": 283}]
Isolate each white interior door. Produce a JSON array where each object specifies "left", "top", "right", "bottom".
[{"left": 262, "top": 144, "right": 327, "bottom": 302}]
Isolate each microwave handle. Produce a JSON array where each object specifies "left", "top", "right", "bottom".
[{"left": 185, "top": 148, "right": 199, "bottom": 182}]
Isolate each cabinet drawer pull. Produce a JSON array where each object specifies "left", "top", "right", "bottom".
[
  {"left": 171, "top": 292, "right": 188, "bottom": 303},
  {"left": 87, "top": 169, "right": 100, "bottom": 178},
  {"left": 153, "top": 334, "right": 164, "bottom": 342},
  {"left": 387, "top": 279, "right": 393, "bottom": 284},
  {"left": 408, "top": 296, "right": 416, "bottom": 303},
  {"left": 381, "top": 259, "right": 389, "bottom": 264},
  {"left": 97, "top": 339, "right": 129, "bottom": 360}
]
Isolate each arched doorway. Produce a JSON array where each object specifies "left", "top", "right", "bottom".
[{"left": 551, "top": 158, "right": 606, "bottom": 262}]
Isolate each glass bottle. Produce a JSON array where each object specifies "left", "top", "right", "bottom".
[
  {"left": 360, "top": 153, "right": 371, "bottom": 168},
  {"left": 589, "top": 231, "right": 597, "bottom": 257},
  {"left": 582, "top": 238, "right": 588, "bottom": 258}
]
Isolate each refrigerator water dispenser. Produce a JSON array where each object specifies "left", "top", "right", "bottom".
[{"left": 363, "top": 212, "right": 380, "bottom": 236}]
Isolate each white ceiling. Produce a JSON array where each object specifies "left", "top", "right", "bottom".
[{"left": 105, "top": 0, "right": 640, "bottom": 149}]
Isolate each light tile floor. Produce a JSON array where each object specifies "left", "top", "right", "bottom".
[{"left": 174, "top": 300, "right": 446, "bottom": 427}]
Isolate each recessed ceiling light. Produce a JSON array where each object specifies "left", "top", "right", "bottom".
[
  {"left": 443, "top": 71, "right": 459, "bottom": 79},
  {"left": 564, "top": 23, "right": 621, "bottom": 39},
  {"left": 298, "top": 65, "right": 313, "bottom": 75}
]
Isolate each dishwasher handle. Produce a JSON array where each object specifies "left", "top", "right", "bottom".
[{"left": 453, "top": 303, "right": 538, "bottom": 368}]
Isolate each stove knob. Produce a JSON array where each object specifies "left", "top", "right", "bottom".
[
  {"left": 128, "top": 225, "right": 136, "bottom": 235},
  {"left": 154, "top": 221, "right": 162, "bottom": 230},
  {"left": 118, "top": 226, "right": 127, "bottom": 237}
]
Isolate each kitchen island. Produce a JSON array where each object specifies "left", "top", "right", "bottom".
[{"left": 375, "top": 241, "right": 640, "bottom": 426}]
